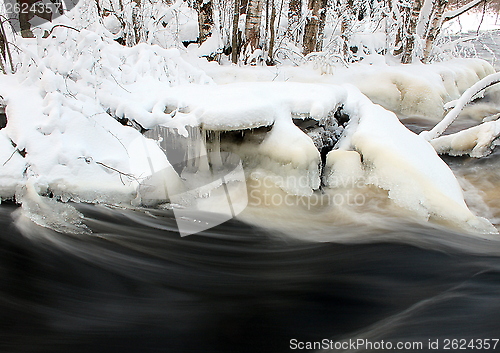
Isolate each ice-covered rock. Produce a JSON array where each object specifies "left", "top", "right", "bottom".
[{"left": 141, "top": 81, "right": 496, "bottom": 233}]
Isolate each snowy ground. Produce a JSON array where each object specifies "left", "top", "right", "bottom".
[{"left": 1, "top": 2, "right": 500, "bottom": 235}]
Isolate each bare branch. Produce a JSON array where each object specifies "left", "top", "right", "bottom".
[{"left": 45, "top": 25, "right": 81, "bottom": 37}]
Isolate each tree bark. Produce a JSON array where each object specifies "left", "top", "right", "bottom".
[
  {"left": 340, "top": 0, "right": 354, "bottom": 59},
  {"left": 287, "top": 0, "right": 302, "bottom": 44},
  {"left": 195, "top": 0, "right": 214, "bottom": 44},
  {"left": 302, "top": 0, "right": 327, "bottom": 55},
  {"left": 267, "top": 0, "right": 277, "bottom": 64},
  {"left": 422, "top": 0, "right": 448, "bottom": 63},
  {"left": 232, "top": 0, "right": 241, "bottom": 63},
  {"left": 244, "top": 0, "right": 265, "bottom": 52},
  {"left": 400, "top": 0, "right": 424, "bottom": 63},
  {"left": 131, "top": 0, "right": 142, "bottom": 46},
  {"left": 392, "top": 1, "right": 411, "bottom": 57},
  {"left": 18, "top": 0, "right": 35, "bottom": 38},
  {"left": 240, "top": 0, "right": 249, "bottom": 14}
]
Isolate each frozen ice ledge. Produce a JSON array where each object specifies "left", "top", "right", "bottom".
[{"left": 144, "top": 82, "right": 496, "bottom": 233}]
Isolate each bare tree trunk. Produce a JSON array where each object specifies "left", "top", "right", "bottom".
[
  {"left": 422, "top": 0, "right": 448, "bottom": 63},
  {"left": 340, "top": 0, "right": 354, "bottom": 59},
  {"left": 267, "top": 0, "right": 277, "bottom": 64},
  {"left": 0, "top": 20, "right": 8, "bottom": 74},
  {"left": 288, "top": 0, "right": 302, "bottom": 44},
  {"left": 131, "top": 0, "right": 142, "bottom": 45},
  {"left": 316, "top": 0, "right": 327, "bottom": 51},
  {"left": 302, "top": 0, "right": 327, "bottom": 55},
  {"left": 265, "top": 0, "right": 270, "bottom": 36},
  {"left": 195, "top": 0, "right": 214, "bottom": 44},
  {"left": 392, "top": 1, "right": 411, "bottom": 57},
  {"left": 244, "top": 0, "right": 265, "bottom": 52},
  {"left": 232, "top": 0, "right": 241, "bottom": 63},
  {"left": 240, "top": 0, "right": 249, "bottom": 14},
  {"left": 400, "top": 0, "right": 424, "bottom": 63}
]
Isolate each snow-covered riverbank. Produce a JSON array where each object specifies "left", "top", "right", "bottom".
[{"left": 2, "top": 1, "right": 500, "bottom": 235}]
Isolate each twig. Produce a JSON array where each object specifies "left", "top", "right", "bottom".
[
  {"left": 78, "top": 157, "right": 138, "bottom": 184},
  {"left": 45, "top": 25, "right": 81, "bottom": 37},
  {"left": 96, "top": 161, "right": 136, "bottom": 179},
  {"left": 2, "top": 149, "right": 17, "bottom": 166},
  {"left": 476, "top": 0, "right": 487, "bottom": 36},
  {"left": 110, "top": 73, "right": 131, "bottom": 93}
]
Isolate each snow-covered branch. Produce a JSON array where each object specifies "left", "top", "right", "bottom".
[
  {"left": 420, "top": 72, "right": 500, "bottom": 141},
  {"left": 431, "top": 120, "right": 500, "bottom": 157},
  {"left": 443, "top": 0, "right": 485, "bottom": 23}
]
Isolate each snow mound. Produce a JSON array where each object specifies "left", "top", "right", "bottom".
[
  {"left": 334, "top": 58, "right": 495, "bottom": 119},
  {"left": 338, "top": 86, "right": 496, "bottom": 233},
  {"left": 431, "top": 121, "right": 500, "bottom": 158},
  {"left": 197, "top": 57, "right": 495, "bottom": 120},
  {"left": 0, "top": 29, "right": 209, "bottom": 205}
]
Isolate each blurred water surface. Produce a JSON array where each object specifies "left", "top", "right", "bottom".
[{"left": 1, "top": 197, "right": 500, "bottom": 352}]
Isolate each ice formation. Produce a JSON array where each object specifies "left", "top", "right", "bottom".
[
  {"left": 0, "top": 18, "right": 498, "bottom": 233},
  {"left": 139, "top": 82, "right": 495, "bottom": 233},
  {"left": 195, "top": 57, "right": 495, "bottom": 120},
  {"left": 430, "top": 121, "right": 500, "bottom": 158}
]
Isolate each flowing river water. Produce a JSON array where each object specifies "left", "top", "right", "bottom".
[
  {"left": 3, "top": 39, "right": 500, "bottom": 353},
  {"left": 2, "top": 121, "right": 500, "bottom": 353}
]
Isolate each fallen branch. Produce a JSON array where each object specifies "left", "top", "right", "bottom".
[
  {"left": 420, "top": 72, "right": 500, "bottom": 141},
  {"left": 430, "top": 120, "right": 500, "bottom": 157}
]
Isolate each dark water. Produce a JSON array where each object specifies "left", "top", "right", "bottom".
[{"left": 1, "top": 203, "right": 500, "bottom": 353}]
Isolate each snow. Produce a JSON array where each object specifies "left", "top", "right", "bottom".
[
  {"left": 0, "top": 4, "right": 499, "bottom": 234},
  {"left": 446, "top": 11, "right": 500, "bottom": 33},
  {"left": 422, "top": 71, "right": 500, "bottom": 140},
  {"left": 191, "top": 56, "right": 495, "bottom": 119},
  {"left": 257, "top": 111, "right": 321, "bottom": 196},
  {"left": 0, "top": 28, "right": 211, "bottom": 205},
  {"left": 323, "top": 150, "right": 364, "bottom": 188},
  {"left": 0, "top": 130, "right": 25, "bottom": 199},
  {"left": 431, "top": 120, "right": 500, "bottom": 158},
  {"left": 125, "top": 79, "right": 496, "bottom": 232},
  {"left": 338, "top": 86, "right": 496, "bottom": 232}
]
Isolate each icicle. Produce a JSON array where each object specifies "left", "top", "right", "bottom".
[
  {"left": 196, "top": 129, "right": 210, "bottom": 173},
  {"left": 185, "top": 126, "right": 199, "bottom": 172},
  {"left": 209, "top": 131, "right": 223, "bottom": 170}
]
